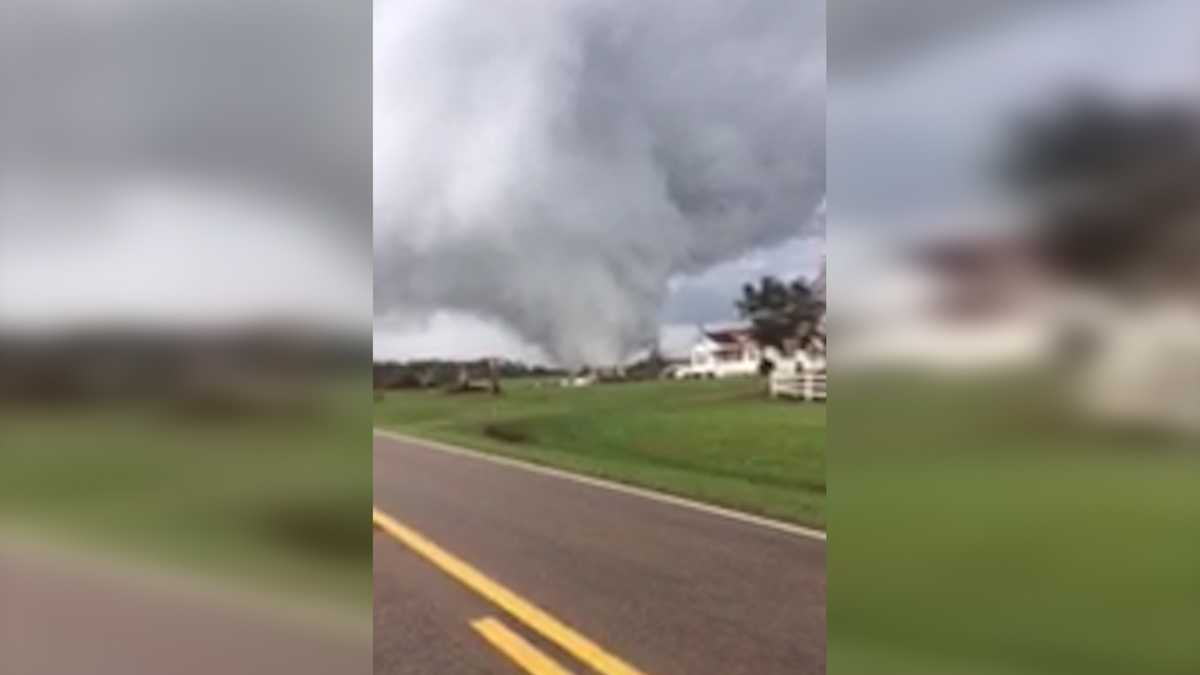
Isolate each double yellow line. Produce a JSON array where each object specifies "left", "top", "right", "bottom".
[
  {"left": 471, "top": 617, "right": 574, "bottom": 675},
  {"left": 373, "top": 507, "right": 648, "bottom": 675}
]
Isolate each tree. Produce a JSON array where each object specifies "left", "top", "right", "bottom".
[
  {"left": 1001, "top": 92, "right": 1200, "bottom": 288},
  {"left": 736, "top": 275, "right": 825, "bottom": 354}
]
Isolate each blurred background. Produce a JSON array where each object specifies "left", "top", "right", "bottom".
[
  {"left": 8, "top": 1, "right": 1200, "bottom": 673},
  {"left": 0, "top": 1, "right": 372, "bottom": 673},
  {"left": 829, "top": 1, "right": 1200, "bottom": 674}
]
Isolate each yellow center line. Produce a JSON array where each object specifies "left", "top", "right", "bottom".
[
  {"left": 472, "top": 616, "right": 576, "bottom": 675},
  {"left": 372, "top": 507, "right": 649, "bottom": 675}
]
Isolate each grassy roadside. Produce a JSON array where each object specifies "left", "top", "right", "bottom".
[
  {"left": 830, "top": 373, "right": 1200, "bottom": 675},
  {"left": 0, "top": 377, "right": 373, "bottom": 614},
  {"left": 374, "top": 377, "right": 826, "bottom": 528}
]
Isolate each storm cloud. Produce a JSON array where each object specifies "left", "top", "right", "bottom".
[
  {"left": 1, "top": 0, "right": 371, "bottom": 330},
  {"left": 374, "top": 0, "right": 825, "bottom": 366}
]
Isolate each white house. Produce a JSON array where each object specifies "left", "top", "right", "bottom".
[
  {"left": 670, "top": 321, "right": 827, "bottom": 379},
  {"left": 837, "top": 230, "right": 1200, "bottom": 431},
  {"left": 675, "top": 325, "right": 762, "bottom": 379},
  {"left": 835, "top": 232, "right": 1062, "bottom": 372},
  {"left": 559, "top": 372, "right": 597, "bottom": 388}
]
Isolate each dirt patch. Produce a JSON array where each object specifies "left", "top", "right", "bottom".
[{"left": 482, "top": 423, "right": 532, "bottom": 444}]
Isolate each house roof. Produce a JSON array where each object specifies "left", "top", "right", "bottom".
[{"left": 703, "top": 327, "right": 756, "bottom": 345}]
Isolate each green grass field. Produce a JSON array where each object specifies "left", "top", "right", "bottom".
[
  {"left": 374, "top": 377, "right": 826, "bottom": 527},
  {"left": 0, "top": 378, "right": 372, "bottom": 614},
  {"left": 830, "top": 373, "right": 1200, "bottom": 675}
]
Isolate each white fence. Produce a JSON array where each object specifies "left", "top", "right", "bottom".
[{"left": 769, "top": 372, "right": 826, "bottom": 401}]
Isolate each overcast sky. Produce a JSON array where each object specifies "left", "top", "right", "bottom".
[
  {"left": 373, "top": 0, "right": 826, "bottom": 365},
  {"left": 1, "top": 0, "right": 372, "bottom": 334},
  {"left": 830, "top": 0, "right": 1200, "bottom": 309},
  {"left": 831, "top": 0, "right": 1200, "bottom": 229},
  {"left": 8, "top": 0, "right": 1193, "bottom": 357}
]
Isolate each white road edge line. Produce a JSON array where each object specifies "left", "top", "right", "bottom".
[{"left": 373, "top": 428, "right": 826, "bottom": 542}]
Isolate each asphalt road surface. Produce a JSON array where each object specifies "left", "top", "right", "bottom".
[
  {"left": 373, "top": 431, "right": 826, "bottom": 675},
  {"left": 1, "top": 537, "right": 370, "bottom": 675}
]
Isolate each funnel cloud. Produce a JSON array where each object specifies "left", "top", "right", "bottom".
[{"left": 374, "top": 0, "right": 825, "bottom": 366}]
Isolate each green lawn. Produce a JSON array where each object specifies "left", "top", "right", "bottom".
[
  {"left": 0, "top": 378, "right": 373, "bottom": 615},
  {"left": 830, "top": 373, "right": 1200, "bottom": 675},
  {"left": 374, "top": 377, "right": 826, "bottom": 528}
]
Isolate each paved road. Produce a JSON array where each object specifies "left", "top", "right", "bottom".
[
  {"left": 1, "top": 538, "right": 370, "bottom": 675},
  {"left": 373, "top": 432, "right": 826, "bottom": 675}
]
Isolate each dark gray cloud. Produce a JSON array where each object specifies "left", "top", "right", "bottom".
[
  {"left": 831, "top": 0, "right": 1200, "bottom": 227},
  {"left": 1, "top": 0, "right": 370, "bottom": 242},
  {"left": 829, "top": 0, "right": 1100, "bottom": 78},
  {"left": 374, "top": 0, "right": 825, "bottom": 366},
  {"left": 1, "top": 0, "right": 371, "bottom": 329}
]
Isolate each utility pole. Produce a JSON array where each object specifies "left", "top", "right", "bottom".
[{"left": 487, "top": 357, "right": 502, "bottom": 395}]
